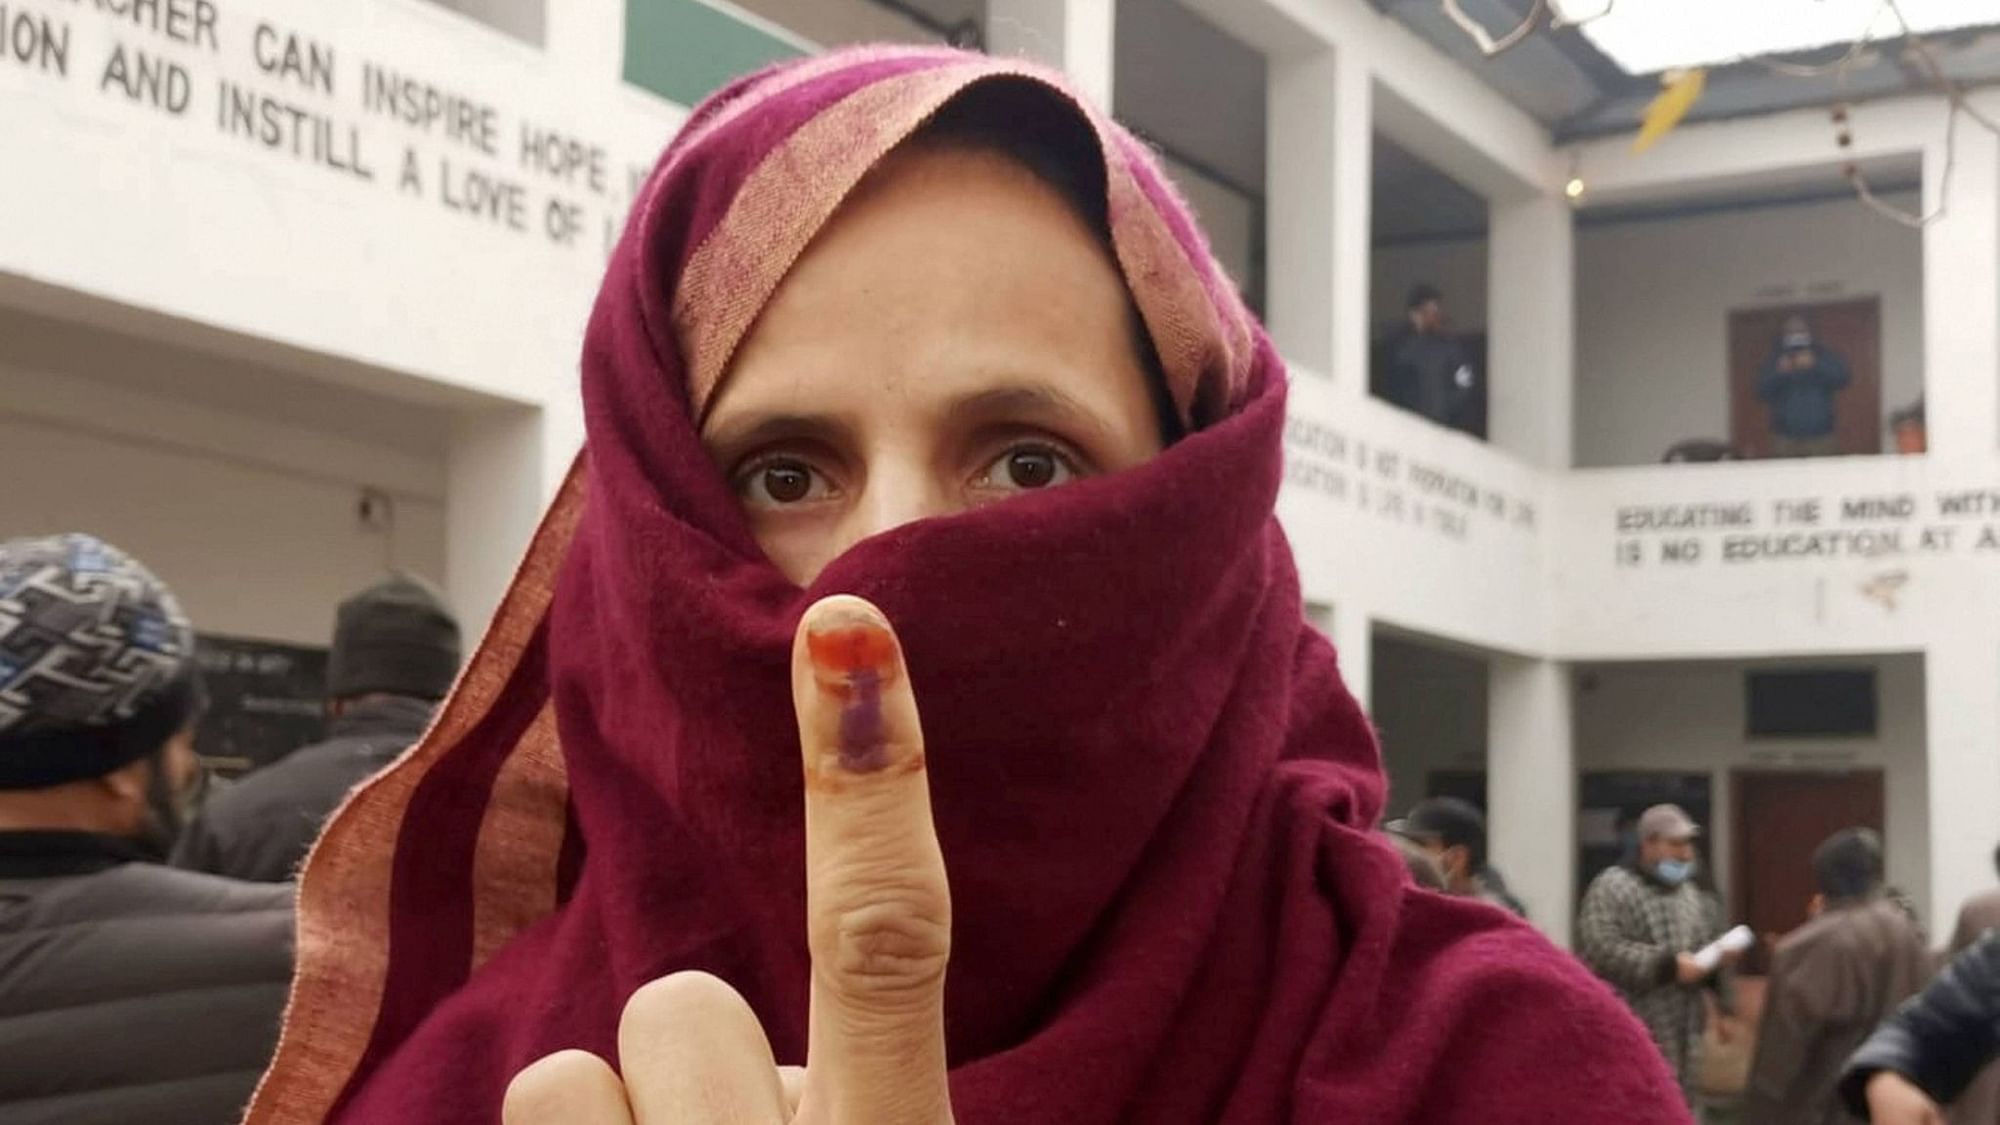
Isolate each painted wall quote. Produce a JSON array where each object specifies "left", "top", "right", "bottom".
[
  {"left": 1283, "top": 415, "right": 1537, "bottom": 544},
  {"left": 2, "top": 0, "right": 653, "bottom": 255}
]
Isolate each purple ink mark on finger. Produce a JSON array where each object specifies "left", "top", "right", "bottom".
[{"left": 837, "top": 667, "right": 890, "bottom": 772}]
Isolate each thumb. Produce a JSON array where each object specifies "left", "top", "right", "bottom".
[{"left": 791, "top": 596, "right": 952, "bottom": 1125}]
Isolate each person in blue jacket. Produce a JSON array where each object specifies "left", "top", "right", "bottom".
[{"left": 1758, "top": 314, "right": 1852, "bottom": 458}]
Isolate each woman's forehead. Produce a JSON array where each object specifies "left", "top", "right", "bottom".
[
  {"left": 657, "top": 56, "right": 1245, "bottom": 431},
  {"left": 705, "top": 145, "right": 1150, "bottom": 433}
]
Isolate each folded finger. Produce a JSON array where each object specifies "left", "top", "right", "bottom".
[
  {"left": 504, "top": 1049, "right": 634, "bottom": 1125},
  {"left": 778, "top": 1065, "right": 806, "bottom": 1116},
  {"left": 616, "top": 971, "right": 789, "bottom": 1125},
  {"left": 791, "top": 595, "right": 952, "bottom": 1125}
]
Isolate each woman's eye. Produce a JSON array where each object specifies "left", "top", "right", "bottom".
[
  {"left": 977, "top": 444, "right": 1079, "bottom": 494},
  {"left": 735, "top": 458, "right": 834, "bottom": 508}
]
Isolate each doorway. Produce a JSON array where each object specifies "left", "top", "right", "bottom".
[
  {"left": 1731, "top": 769, "right": 1886, "bottom": 972},
  {"left": 1727, "top": 297, "right": 1883, "bottom": 458}
]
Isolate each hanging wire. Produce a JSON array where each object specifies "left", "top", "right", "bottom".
[
  {"left": 1438, "top": 0, "right": 1618, "bottom": 58},
  {"left": 1549, "top": 0, "right": 1616, "bottom": 29},
  {"left": 1741, "top": 0, "right": 1889, "bottom": 77},
  {"left": 1840, "top": 0, "right": 2000, "bottom": 228},
  {"left": 1440, "top": 0, "right": 1547, "bottom": 57},
  {"left": 1430, "top": 0, "right": 2000, "bottom": 228},
  {"left": 1848, "top": 98, "right": 1953, "bottom": 229},
  {"left": 1888, "top": 0, "right": 2000, "bottom": 136}
]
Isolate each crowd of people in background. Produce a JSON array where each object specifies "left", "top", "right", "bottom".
[
  {"left": 0, "top": 533, "right": 459, "bottom": 1123},
  {"left": 1378, "top": 787, "right": 2000, "bottom": 1124},
  {"left": 9, "top": 529, "right": 2000, "bottom": 1122}
]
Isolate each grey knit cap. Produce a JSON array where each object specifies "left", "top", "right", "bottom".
[{"left": 326, "top": 574, "right": 461, "bottom": 701}]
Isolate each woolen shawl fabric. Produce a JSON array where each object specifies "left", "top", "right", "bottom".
[{"left": 245, "top": 46, "right": 1688, "bottom": 1125}]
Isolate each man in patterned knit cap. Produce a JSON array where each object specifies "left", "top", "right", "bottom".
[{"left": 0, "top": 533, "right": 293, "bottom": 1125}]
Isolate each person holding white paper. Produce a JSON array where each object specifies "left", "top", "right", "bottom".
[{"left": 1579, "top": 804, "right": 1742, "bottom": 1101}]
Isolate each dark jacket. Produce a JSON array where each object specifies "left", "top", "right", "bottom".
[
  {"left": 1374, "top": 325, "right": 1474, "bottom": 428},
  {"left": 1743, "top": 895, "right": 1933, "bottom": 1125},
  {"left": 1756, "top": 344, "right": 1851, "bottom": 439},
  {"left": 1949, "top": 890, "right": 2000, "bottom": 1125},
  {"left": 173, "top": 694, "right": 434, "bottom": 882},
  {"left": 0, "top": 830, "right": 293, "bottom": 1124},
  {"left": 1841, "top": 930, "right": 2000, "bottom": 1118}
]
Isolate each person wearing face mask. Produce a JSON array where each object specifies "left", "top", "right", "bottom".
[
  {"left": 1386, "top": 796, "right": 1527, "bottom": 916},
  {"left": 0, "top": 534, "right": 293, "bottom": 1125},
  {"left": 1579, "top": 803, "right": 1740, "bottom": 1101}
]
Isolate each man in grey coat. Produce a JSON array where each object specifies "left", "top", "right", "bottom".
[
  {"left": 0, "top": 534, "right": 293, "bottom": 1125},
  {"left": 174, "top": 574, "right": 460, "bottom": 882},
  {"left": 1578, "top": 803, "right": 1739, "bottom": 1098}
]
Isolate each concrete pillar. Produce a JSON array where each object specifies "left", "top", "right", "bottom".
[
  {"left": 1265, "top": 49, "right": 1370, "bottom": 390},
  {"left": 1488, "top": 656, "right": 1577, "bottom": 945},
  {"left": 1487, "top": 193, "right": 1576, "bottom": 467},
  {"left": 539, "top": 387, "right": 585, "bottom": 505},
  {"left": 1924, "top": 631, "right": 2000, "bottom": 939},
  {"left": 986, "top": 0, "right": 1116, "bottom": 110},
  {"left": 1332, "top": 602, "right": 1373, "bottom": 714},
  {"left": 446, "top": 405, "right": 546, "bottom": 643},
  {"left": 1921, "top": 125, "right": 2000, "bottom": 458}
]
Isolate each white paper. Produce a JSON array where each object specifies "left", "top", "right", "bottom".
[{"left": 1691, "top": 924, "right": 1754, "bottom": 972}]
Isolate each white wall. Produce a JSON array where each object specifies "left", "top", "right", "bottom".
[
  {"left": 1575, "top": 655, "right": 1931, "bottom": 929},
  {"left": 1575, "top": 194, "right": 1926, "bottom": 468},
  {"left": 1279, "top": 374, "right": 1552, "bottom": 658},
  {"left": 0, "top": 370, "right": 447, "bottom": 647},
  {"left": 1555, "top": 456, "right": 2000, "bottom": 661},
  {"left": 0, "top": 0, "right": 684, "bottom": 462}
]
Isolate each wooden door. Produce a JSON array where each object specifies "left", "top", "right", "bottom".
[
  {"left": 1731, "top": 770, "right": 1885, "bottom": 973},
  {"left": 1728, "top": 298, "right": 1882, "bottom": 458}
]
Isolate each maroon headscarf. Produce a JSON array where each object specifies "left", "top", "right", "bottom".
[{"left": 247, "top": 47, "right": 1688, "bottom": 1124}]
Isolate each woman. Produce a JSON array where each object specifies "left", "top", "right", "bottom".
[{"left": 245, "top": 47, "right": 1685, "bottom": 1123}]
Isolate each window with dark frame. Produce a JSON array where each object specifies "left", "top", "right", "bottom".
[{"left": 1746, "top": 668, "right": 1879, "bottom": 738}]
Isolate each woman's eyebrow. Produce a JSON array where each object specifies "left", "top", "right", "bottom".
[
  {"left": 945, "top": 383, "right": 1107, "bottom": 435},
  {"left": 700, "top": 411, "right": 844, "bottom": 455}
]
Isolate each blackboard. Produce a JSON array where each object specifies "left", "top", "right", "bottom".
[{"left": 193, "top": 633, "right": 328, "bottom": 778}]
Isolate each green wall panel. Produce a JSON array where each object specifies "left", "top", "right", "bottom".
[{"left": 624, "top": 0, "right": 804, "bottom": 107}]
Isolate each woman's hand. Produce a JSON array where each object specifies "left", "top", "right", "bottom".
[
  {"left": 504, "top": 595, "right": 954, "bottom": 1125},
  {"left": 1864, "top": 1071, "right": 1945, "bottom": 1125}
]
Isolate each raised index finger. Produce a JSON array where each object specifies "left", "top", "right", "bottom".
[{"left": 791, "top": 596, "right": 953, "bottom": 1125}]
